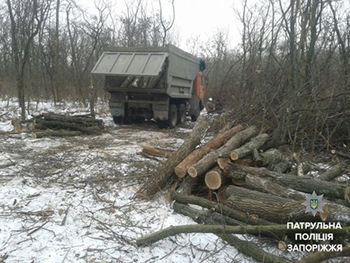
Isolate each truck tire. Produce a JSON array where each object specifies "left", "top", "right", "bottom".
[
  {"left": 178, "top": 104, "right": 186, "bottom": 124},
  {"left": 169, "top": 104, "right": 178, "bottom": 128}
]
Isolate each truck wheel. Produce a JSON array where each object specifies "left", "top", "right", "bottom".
[
  {"left": 168, "top": 104, "right": 178, "bottom": 128},
  {"left": 178, "top": 104, "right": 186, "bottom": 124}
]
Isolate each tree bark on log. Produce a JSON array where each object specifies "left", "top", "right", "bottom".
[
  {"left": 30, "top": 113, "right": 104, "bottom": 136},
  {"left": 259, "top": 148, "right": 292, "bottom": 173},
  {"left": 317, "top": 163, "right": 344, "bottom": 181},
  {"left": 136, "top": 115, "right": 209, "bottom": 198},
  {"left": 36, "top": 113, "right": 103, "bottom": 126},
  {"left": 170, "top": 190, "right": 275, "bottom": 225},
  {"left": 275, "top": 175, "right": 348, "bottom": 200},
  {"left": 187, "top": 126, "right": 259, "bottom": 178},
  {"left": 244, "top": 174, "right": 350, "bottom": 224},
  {"left": 244, "top": 173, "right": 306, "bottom": 201},
  {"left": 33, "top": 130, "right": 83, "bottom": 138},
  {"left": 225, "top": 185, "right": 318, "bottom": 223},
  {"left": 225, "top": 164, "right": 348, "bottom": 201},
  {"left": 174, "top": 124, "right": 244, "bottom": 178},
  {"left": 217, "top": 157, "right": 231, "bottom": 169},
  {"left": 230, "top": 133, "right": 269, "bottom": 161}
]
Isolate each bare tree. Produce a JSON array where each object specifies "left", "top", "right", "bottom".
[
  {"left": 158, "top": 0, "right": 175, "bottom": 46},
  {"left": 6, "top": 0, "right": 52, "bottom": 120}
]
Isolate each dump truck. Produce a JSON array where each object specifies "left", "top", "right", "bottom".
[{"left": 91, "top": 44, "right": 205, "bottom": 127}]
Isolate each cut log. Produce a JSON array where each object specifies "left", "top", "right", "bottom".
[
  {"left": 30, "top": 113, "right": 104, "bottom": 136},
  {"left": 225, "top": 185, "right": 318, "bottom": 223},
  {"left": 230, "top": 133, "right": 269, "bottom": 161},
  {"left": 217, "top": 157, "right": 231, "bottom": 170},
  {"left": 245, "top": 174, "right": 306, "bottom": 201},
  {"left": 174, "top": 124, "right": 244, "bottom": 178},
  {"left": 188, "top": 126, "right": 258, "bottom": 178},
  {"left": 37, "top": 113, "right": 103, "bottom": 126},
  {"left": 34, "top": 130, "right": 83, "bottom": 138},
  {"left": 141, "top": 145, "right": 174, "bottom": 158},
  {"left": 275, "top": 175, "right": 348, "bottom": 201},
  {"left": 222, "top": 163, "right": 248, "bottom": 186},
  {"left": 245, "top": 173, "right": 350, "bottom": 223},
  {"left": 204, "top": 167, "right": 228, "bottom": 190},
  {"left": 136, "top": 115, "right": 209, "bottom": 198},
  {"left": 227, "top": 164, "right": 348, "bottom": 201},
  {"left": 170, "top": 190, "right": 275, "bottom": 225},
  {"left": 317, "top": 163, "right": 344, "bottom": 181},
  {"left": 259, "top": 148, "right": 291, "bottom": 173}
]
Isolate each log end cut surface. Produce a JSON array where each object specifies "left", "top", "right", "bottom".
[
  {"left": 174, "top": 166, "right": 186, "bottom": 178},
  {"left": 205, "top": 171, "right": 222, "bottom": 190},
  {"left": 188, "top": 166, "right": 198, "bottom": 178}
]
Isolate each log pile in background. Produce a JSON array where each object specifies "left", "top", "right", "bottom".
[
  {"left": 23, "top": 113, "right": 104, "bottom": 137},
  {"left": 137, "top": 120, "right": 350, "bottom": 262}
]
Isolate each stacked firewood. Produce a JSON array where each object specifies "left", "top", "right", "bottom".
[{"left": 136, "top": 115, "right": 350, "bottom": 262}]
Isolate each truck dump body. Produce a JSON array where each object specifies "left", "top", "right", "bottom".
[
  {"left": 92, "top": 51, "right": 168, "bottom": 77},
  {"left": 91, "top": 44, "right": 204, "bottom": 127}
]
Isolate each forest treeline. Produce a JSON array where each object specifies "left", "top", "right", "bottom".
[{"left": 0, "top": 0, "right": 350, "bottom": 152}]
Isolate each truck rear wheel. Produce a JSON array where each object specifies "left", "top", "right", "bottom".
[
  {"left": 178, "top": 104, "right": 186, "bottom": 124},
  {"left": 169, "top": 104, "right": 178, "bottom": 128}
]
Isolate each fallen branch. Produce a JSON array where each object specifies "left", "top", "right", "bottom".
[
  {"left": 298, "top": 244, "right": 350, "bottom": 263},
  {"left": 136, "top": 223, "right": 288, "bottom": 247},
  {"left": 165, "top": 202, "right": 293, "bottom": 263}
]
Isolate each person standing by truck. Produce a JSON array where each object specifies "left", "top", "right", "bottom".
[{"left": 206, "top": 97, "right": 216, "bottom": 113}]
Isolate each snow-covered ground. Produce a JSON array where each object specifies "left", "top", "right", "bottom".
[{"left": 0, "top": 98, "right": 305, "bottom": 263}]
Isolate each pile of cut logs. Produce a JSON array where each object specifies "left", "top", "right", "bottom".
[
  {"left": 19, "top": 113, "right": 104, "bottom": 138},
  {"left": 136, "top": 115, "right": 350, "bottom": 263}
]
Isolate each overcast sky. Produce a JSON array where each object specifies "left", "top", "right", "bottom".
[
  {"left": 77, "top": 0, "right": 242, "bottom": 52},
  {"left": 171, "top": 0, "right": 241, "bottom": 51}
]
